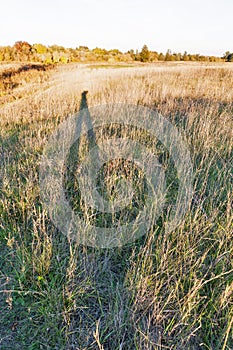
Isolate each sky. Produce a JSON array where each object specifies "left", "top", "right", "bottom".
[{"left": 1, "top": 0, "right": 232, "bottom": 56}]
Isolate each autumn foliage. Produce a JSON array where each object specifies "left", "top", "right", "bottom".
[{"left": 0, "top": 41, "right": 229, "bottom": 64}]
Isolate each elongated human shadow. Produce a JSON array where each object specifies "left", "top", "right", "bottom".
[
  {"left": 76, "top": 90, "right": 98, "bottom": 151},
  {"left": 64, "top": 90, "right": 100, "bottom": 188}
]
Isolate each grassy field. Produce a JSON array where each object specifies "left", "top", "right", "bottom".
[{"left": 0, "top": 62, "right": 232, "bottom": 350}]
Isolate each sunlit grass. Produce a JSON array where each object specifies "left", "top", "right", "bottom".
[{"left": 0, "top": 62, "right": 232, "bottom": 349}]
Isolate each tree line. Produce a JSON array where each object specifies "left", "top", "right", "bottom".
[{"left": 0, "top": 42, "right": 232, "bottom": 64}]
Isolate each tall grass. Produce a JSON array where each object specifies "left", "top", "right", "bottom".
[{"left": 0, "top": 62, "right": 232, "bottom": 349}]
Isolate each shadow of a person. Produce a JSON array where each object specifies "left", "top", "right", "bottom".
[
  {"left": 64, "top": 90, "right": 100, "bottom": 186},
  {"left": 63, "top": 91, "right": 150, "bottom": 349}
]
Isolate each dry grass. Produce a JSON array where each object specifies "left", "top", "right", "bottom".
[
  {"left": 0, "top": 62, "right": 232, "bottom": 350},
  {"left": 0, "top": 63, "right": 53, "bottom": 106}
]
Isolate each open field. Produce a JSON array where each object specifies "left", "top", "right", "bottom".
[{"left": 0, "top": 62, "right": 233, "bottom": 349}]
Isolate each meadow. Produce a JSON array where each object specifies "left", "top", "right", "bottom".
[{"left": 0, "top": 61, "right": 232, "bottom": 349}]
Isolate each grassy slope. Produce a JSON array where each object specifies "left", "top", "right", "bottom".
[{"left": 0, "top": 62, "right": 232, "bottom": 350}]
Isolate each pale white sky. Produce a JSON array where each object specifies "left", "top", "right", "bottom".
[{"left": 1, "top": 0, "right": 232, "bottom": 56}]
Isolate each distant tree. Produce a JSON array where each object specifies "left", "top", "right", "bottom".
[
  {"left": 149, "top": 51, "right": 159, "bottom": 62},
  {"left": 92, "top": 47, "right": 107, "bottom": 55},
  {"left": 189, "top": 54, "right": 197, "bottom": 61},
  {"left": 226, "top": 52, "right": 233, "bottom": 62},
  {"left": 31, "top": 43, "right": 48, "bottom": 62},
  {"left": 140, "top": 45, "right": 150, "bottom": 62},
  {"left": 49, "top": 44, "right": 66, "bottom": 52},
  {"left": 52, "top": 51, "right": 60, "bottom": 63},
  {"left": 78, "top": 46, "right": 89, "bottom": 51},
  {"left": 68, "top": 48, "right": 80, "bottom": 62},
  {"left": 60, "top": 55, "right": 69, "bottom": 63},
  {"left": 173, "top": 52, "right": 181, "bottom": 61},
  {"left": 135, "top": 49, "right": 141, "bottom": 61},
  {"left": 92, "top": 47, "right": 108, "bottom": 61},
  {"left": 165, "top": 49, "right": 172, "bottom": 61},
  {"left": 14, "top": 41, "right": 31, "bottom": 52},
  {"left": 44, "top": 54, "right": 53, "bottom": 64},
  {"left": 209, "top": 56, "right": 217, "bottom": 62},
  {"left": 13, "top": 41, "right": 31, "bottom": 61},
  {"left": 109, "top": 49, "right": 122, "bottom": 56},
  {"left": 128, "top": 49, "right": 135, "bottom": 60},
  {"left": 223, "top": 51, "right": 230, "bottom": 59},
  {"left": 199, "top": 55, "right": 208, "bottom": 62},
  {"left": 182, "top": 51, "right": 188, "bottom": 61},
  {"left": 33, "top": 43, "right": 47, "bottom": 54},
  {"left": 2, "top": 46, "right": 13, "bottom": 61},
  {"left": 0, "top": 47, "right": 4, "bottom": 61},
  {"left": 170, "top": 53, "right": 176, "bottom": 61},
  {"left": 158, "top": 52, "right": 165, "bottom": 61}
]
